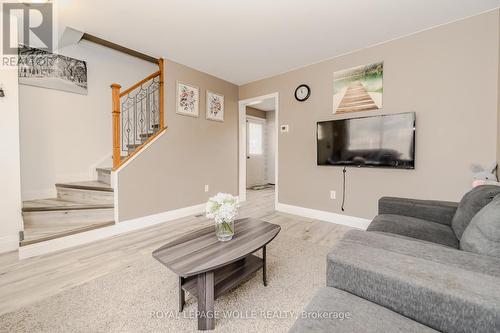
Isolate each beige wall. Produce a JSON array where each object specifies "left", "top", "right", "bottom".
[
  {"left": 0, "top": 67, "right": 23, "bottom": 253},
  {"left": 246, "top": 106, "right": 266, "bottom": 119},
  {"left": 240, "top": 10, "right": 500, "bottom": 219},
  {"left": 117, "top": 59, "right": 238, "bottom": 221},
  {"left": 19, "top": 41, "right": 156, "bottom": 200}
]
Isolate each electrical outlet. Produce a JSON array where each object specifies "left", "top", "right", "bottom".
[
  {"left": 204, "top": 185, "right": 209, "bottom": 192},
  {"left": 330, "top": 190, "right": 336, "bottom": 200}
]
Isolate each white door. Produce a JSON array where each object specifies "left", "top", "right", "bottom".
[{"left": 246, "top": 117, "right": 267, "bottom": 187}]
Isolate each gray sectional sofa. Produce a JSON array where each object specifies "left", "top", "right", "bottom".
[{"left": 290, "top": 185, "right": 500, "bottom": 333}]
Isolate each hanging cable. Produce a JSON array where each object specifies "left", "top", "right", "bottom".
[{"left": 341, "top": 167, "right": 347, "bottom": 211}]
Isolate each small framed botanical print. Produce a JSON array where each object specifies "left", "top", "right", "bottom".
[
  {"left": 206, "top": 90, "right": 224, "bottom": 122},
  {"left": 176, "top": 81, "right": 199, "bottom": 117}
]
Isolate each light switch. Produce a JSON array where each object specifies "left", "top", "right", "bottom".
[{"left": 280, "top": 124, "right": 289, "bottom": 133}]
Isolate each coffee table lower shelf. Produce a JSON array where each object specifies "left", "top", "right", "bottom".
[{"left": 181, "top": 254, "right": 263, "bottom": 301}]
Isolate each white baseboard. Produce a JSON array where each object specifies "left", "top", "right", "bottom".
[
  {"left": 275, "top": 203, "right": 370, "bottom": 230},
  {"left": 0, "top": 234, "right": 19, "bottom": 254},
  {"left": 19, "top": 203, "right": 205, "bottom": 259}
]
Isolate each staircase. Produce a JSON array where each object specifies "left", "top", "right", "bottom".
[
  {"left": 20, "top": 55, "right": 166, "bottom": 247},
  {"left": 111, "top": 59, "right": 165, "bottom": 169},
  {"left": 21, "top": 168, "right": 114, "bottom": 246}
]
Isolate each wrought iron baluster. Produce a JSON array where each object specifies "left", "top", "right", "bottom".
[
  {"left": 122, "top": 98, "right": 133, "bottom": 155},
  {"left": 153, "top": 81, "right": 158, "bottom": 131},
  {"left": 121, "top": 100, "right": 125, "bottom": 152},
  {"left": 141, "top": 94, "right": 146, "bottom": 139},
  {"left": 146, "top": 86, "right": 151, "bottom": 141},
  {"left": 118, "top": 74, "right": 161, "bottom": 156},
  {"left": 151, "top": 77, "right": 159, "bottom": 133},
  {"left": 112, "top": 59, "right": 163, "bottom": 168},
  {"left": 133, "top": 95, "right": 137, "bottom": 152}
]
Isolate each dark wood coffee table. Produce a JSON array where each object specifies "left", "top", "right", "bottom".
[{"left": 152, "top": 218, "right": 280, "bottom": 330}]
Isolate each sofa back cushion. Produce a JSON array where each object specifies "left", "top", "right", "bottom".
[
  {"left": 451, "top": 185, "right": 500, "bottom": 240},
  {"left": 460, "top": 194, "right": 500, "bottom": 258}
]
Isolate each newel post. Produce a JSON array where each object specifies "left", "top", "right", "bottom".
[
  {"left": 111, "top": 83, "right": 122, "bottom": 169},
  {"left": 159, "top": 58, "right": 165, "bottom": 129}
]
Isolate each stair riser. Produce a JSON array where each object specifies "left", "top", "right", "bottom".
[
  {"left": 20, "top": 221, "right": 115, "bottom": 246},
  {"left": 57, "top": 187, "right": 114, "bottom": 205},
  {"left": 97, "top": 170, "right": 111, "bottom": 185},
  {"left": 22, "top": 208, "right": 114, "bottom": 229}
]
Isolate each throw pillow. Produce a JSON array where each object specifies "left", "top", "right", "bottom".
[
  {"left": 451, "top": 185, "right": 500, "bottom": 240},
  {"left": 460, "top": 194, "right": 500, "bottom": 258}
]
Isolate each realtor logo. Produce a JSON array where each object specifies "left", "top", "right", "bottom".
[{"left": 2, "top": 2, "right": 53, "bottom": 55}]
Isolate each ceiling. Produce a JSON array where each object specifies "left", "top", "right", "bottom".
[
  {"left": 58, "top": 0, "right": 500, "bottom": 85},
  {"left": 249, "top": 98, "right": 276, "bottom": 112}
]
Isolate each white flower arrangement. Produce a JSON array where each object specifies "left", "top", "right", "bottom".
[
  {"left": 205, "top": 193, "right": 239, "bottom": 224},
  {"left": 206, "top": 193, "right": 239, "bottom": 240}
]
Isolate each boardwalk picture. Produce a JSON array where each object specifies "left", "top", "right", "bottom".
[
  {"left": 333, "top": 62, "right": 383, "bottom": 113},
  {"left": 18, "top": 45, "right": 88, "bottom": 95}
]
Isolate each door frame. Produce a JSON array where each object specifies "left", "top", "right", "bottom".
[{"left": 238, "top": 92, "right": 279, "bottom": 206}]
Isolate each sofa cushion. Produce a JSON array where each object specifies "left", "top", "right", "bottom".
[
  {"left": 379, "top": 197, "right": 458, "bottom": 226},
  {"left": 451, "top": 185, "right": 500, "bottom": 240},
  {"left": 461, "top": 194, "right": 500, "bottom": 258},
  {"left": 340, "top": 230, "right": 500, "bottom": 277},
  {"left": 327, "top": 230, "right": 500, "bottom": 333},
  {"left": 367, "top": 214, "right": 458, "bottom": 248},
  {"left": 288, "top": 287, "right": 438, "bottom": 333}
]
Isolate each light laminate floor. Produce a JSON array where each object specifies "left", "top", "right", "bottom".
[{"left": 0, "top": 188, "right": 353, "bottom": 316}]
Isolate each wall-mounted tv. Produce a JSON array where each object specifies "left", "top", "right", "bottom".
[{"left": 317, "top": 112, "right": 415, "bottom": 169}]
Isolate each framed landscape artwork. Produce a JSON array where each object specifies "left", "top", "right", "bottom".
[
  {"left": 333, "top": 61, "right": 383, "bottom": 114},
  {"left": 176, "top": 82, "right": 199, "bottom": 117},
  {"left": 206, "top": 90, "right": 224, "bottom": 122},
  {"left": 18, "top": 45, "right": 88, "bottom": 95}
]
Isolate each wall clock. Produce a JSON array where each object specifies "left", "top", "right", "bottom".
[{"left": 295, "top": 84, "right": 310, "bottom": 102}]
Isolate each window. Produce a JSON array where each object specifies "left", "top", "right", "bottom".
[{"left": 248, "top": 122, "right": 263, "bottom": 155}]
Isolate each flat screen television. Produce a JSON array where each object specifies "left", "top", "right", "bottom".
[{"left": 317, "top": 112, "right": 415, "bottom": 169}]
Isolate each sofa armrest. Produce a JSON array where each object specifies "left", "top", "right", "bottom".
[{"left": 378, "top": 197, "right": 458, "bottom": 225}]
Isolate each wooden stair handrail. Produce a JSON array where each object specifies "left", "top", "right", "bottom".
[
  {"left": 119, "top": 70, "right": 161, "bottom": 97},
  {"left": 111, "top": 58, "right": 165, "bottom": 169}
]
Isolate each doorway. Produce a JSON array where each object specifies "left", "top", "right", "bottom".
[{"left": 238, "top": 93, "right": 278, "bottom": 206}]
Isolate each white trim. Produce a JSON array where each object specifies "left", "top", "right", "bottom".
[
  {"left": 0, "top": 234, "right": 19, "bottom": 254},
  {"left": 18, "top": 203, "right": 205, "bottom": 259},
  {"left": 276, "top": 203, "right": 370, "bottom": 230},
  {"left": 238, "top": 92, "right": 279, "bottom": 207}
]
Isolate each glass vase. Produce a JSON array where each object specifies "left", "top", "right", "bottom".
[{"left": 215, "top": 218, "right": 235, "bottom": 241}]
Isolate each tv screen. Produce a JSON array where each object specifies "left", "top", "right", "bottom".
[{"left": 317, "top": 112, "right": 415, "bottom": 169}]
